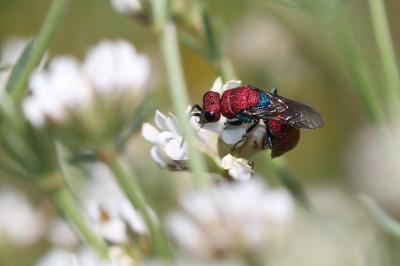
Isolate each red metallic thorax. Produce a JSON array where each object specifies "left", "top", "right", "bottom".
[{"left": 220, "top": 86, "right": 260, "bottom": 118}]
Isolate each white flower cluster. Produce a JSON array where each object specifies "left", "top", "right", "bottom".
[
  {"left": 23, "top": 39, "right": 150, "bottom": 127},
  {"left": 111, "top": 0, "right": 142, "bottom": 16},
  {"left": 166, "top": 179, "right": 294, "bottom": 259},
  {"left": 142, "top": 111, "right": 188, "bottom": 170},
  {"left": 80, "top": 163, "right": 147, "bottom": 244},
  {"left": 37, "top": 246, "right": 135, "bottom": 266},
  {"left": 0, "top": 188, "right": 45, "bottom": 246}
]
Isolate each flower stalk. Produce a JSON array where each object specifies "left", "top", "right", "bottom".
[
  {"left": 368, "top": 0, "right": 400, "bottom": 117},
  {"left": 100, "top": 153, "right": 173, "bottom": 259},
  {"left": 42, "top": 171, "right": 108, "bottom": 256},
  {"left": 10, "top": 0, "right": 71, "bottom": 104},
  {"left": 159, "top": 21, "right": 210, "bottom": 189}
]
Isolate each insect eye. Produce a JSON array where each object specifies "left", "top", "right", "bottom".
[{"left": 203, "top": 111, "right": 215, "bottom": 122}]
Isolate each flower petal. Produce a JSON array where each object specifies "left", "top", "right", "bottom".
[
  {"left": 210, "top": 77, "right": 223, "bottom": 93},
  {"left": 154, "top": 110, "right": 167, "bottom": 130},
  {"left": 229, "top": 161, "right": 252, "bottom": 181},
  {"left": 97, "top": 218, "right": 128, "bottom": 244},
  {"left": 166, "top": 113, "right": 182, "bottom": 136},
  {"left": 221, "top": 154, "right": 252, "bottom": 181},
  {"left": 119, "top": 197, "right": 147, "bottom": 234},
  {"left": 165, "top": 213, "right": 209, "bottom": 257},
  {"left": 142, "top": 123, "right": 160, "bottom": 143},
  {"left": 223, "top": 80, "right": 242, "bottom": 91},
  {"left": 220, "top": 126, "right": 246, "bottom": 145},
  {"left": 164, "top": 139, "right": 186, "bottom": 160},
  {"left": 158, "top": 131, "right": 175, "bottom": 145},
  {"left": 150, "top": 146, "right": 168, "bottom": 167}
]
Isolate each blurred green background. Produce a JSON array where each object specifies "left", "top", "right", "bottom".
[{"left": 1, "top": 0, "right": 400, "bottom": 265}]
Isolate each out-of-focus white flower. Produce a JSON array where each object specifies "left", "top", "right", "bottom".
[
  {"left": 37, "top": 247, "right": 135, "bottom": 266},
  {"left": 0, "top": 188, "right": 45, "bottom": 246},
  {"left": 109, "top": 246, "right": 137, "bottom": 266},
  {"left": 36, "top": 248, "right": 75, "bottom": 266},
  {"left": 220, "top": 154, "right": 253, "bottom": 181},
  {"left": 145, "top": 257, "right": 244, "bottom": 266},
  {"left": 23, "top": 57, "right": 92, "bottom": 127},
  {"left": 142, "top": 110, "right": 188, "bottom": 170},
  {"left": 0, "top": 37, "right": 30, "bottom": 89},
  {"left": 83, "top": 40, "right": 149, "bottom": 94},
  {"left": 269, "top": 187, "right": 386, "bottom": 266},
  {"left": 23, "top": 39, "right": 150, "bottom": 129},
  {"left": 80, "top": 163, "right": 147, "bottom": 244},
  {"left": 48, "top": 219, "right": 80, "bottom": 248},
  {"left": 166, "top": 179, "right": 294, "bottom": 259},
  {"left": 111, "top": 0, "right": 142, "bottom": 16},
  {"left": 347, "top": 126, "right": 400, "bottom": 213}
]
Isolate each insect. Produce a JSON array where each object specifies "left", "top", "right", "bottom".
[{"left": 191, "top": 85, "right": 324, "bottom": 157}]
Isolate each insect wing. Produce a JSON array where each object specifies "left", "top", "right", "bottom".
[
  {"left": 274, "top": 96, "right": 324, "bottom": 129},
  {"left": 240, "top": 93, "right": 288, "bottom": 119}
]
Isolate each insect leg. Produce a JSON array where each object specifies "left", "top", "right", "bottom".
[
  {"left": 231, "top": 119, "right": 260, "bottom": 150},
  {"left": 224, "top": 119, "right": 243, "bottom": 126},
  {"left": 264, "top": 120, "right": 273, "bottom": 149},
  {"left": 189, "top": 104, "right": 203, "bottom": 114}
]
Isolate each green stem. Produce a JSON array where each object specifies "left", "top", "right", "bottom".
[
  {"left": 201, "top": 7, "right": 236, "bottom": 81},
  {"left": 159, "top": 21, "right": 210, "bottom": 189},
  {"left": 267, "top": 157, "right": 310, "bottom": 208},
  {"left": 360, "top": 195, "right": 400, "bottom": 238},
  {"left": 217, "top": 58, "right": 237, "bottom": 81},
  {"left": 368, "top": 0, "right": 400, "bottom": 115},
  {"left": 10, "top": 0, "right": 71, "bottom": 103},
  {"left": 105, "top": 157, "right": 173, "bottom": 259},
  {"left": 51, "top": 184, "right": 108, "bottom": 256}
]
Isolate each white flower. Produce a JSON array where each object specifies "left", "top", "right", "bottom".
[
  {"left": 142, "top": 110, "right": 188, "bottom": 169},
  {"left": 109, "top": 246, "right": 137, "bottom": 266},
  {"left": 23, "top": 57, "right": 91, "bottom": 127},
  {"left": 220, "top": 154, "right": 253, "bottom": 181},
  {"left": 83, "top": 40, "right": 150, "bottom": 94},
  {"left": 23, "top": 39, "right": 150, "bottom": 128},
  {"left": 166, "top": 180, "right": 294, "bottom": 259},
  {"left": 0, "top": 37, "right": 30, "bottom": 89},
  {"left": 37, "top": 247, "right": 135, "bottom": 266},
  {"left": 347, "top": 125, "right": 400, "bottom": 213},
  {"left": 79, "top": 163, "right": 147, "bottom": 244},
  {"left": 111, "top": 0, "right": 142, "bottom": 16},
  {"left": 48, "top": 219, "right": 80, "bottom": 248},
  {"left": 36, "top": 248, "right": 75, "bottom": 266},
  {"left": 0, "top": 188, "right": 45, "bottom": 245}
]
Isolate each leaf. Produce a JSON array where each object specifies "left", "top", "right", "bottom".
[
  {"left": 68, "top": 151, "right": 98, "bottom": 164},
  {"left": 202, "top": 9, "right": 220, "bottom": 61},
  {"left": 179, "top": 30, "right": 208, "bottom": 59},
  {"left": 117, "top": 97, "right": 156, "bottom": 150},
  {"left": 5, "top": 39, "right": 35, "bottom": 94}
]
